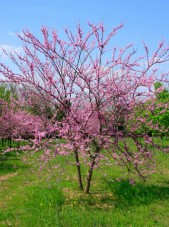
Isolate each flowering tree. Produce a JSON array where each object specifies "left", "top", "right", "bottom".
[
  {"left": 0, "top": 22, "right": 169, "bottom": 193},
  {"left": 0, "top": 97, "right": 45, "bottom": 144}
]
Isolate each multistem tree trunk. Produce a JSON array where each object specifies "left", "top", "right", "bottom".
[
  {"left": 85, "top": 149, "right": 99, "bottom": 194},
  {"left": 74, "top": 149, "right": 83, "bottom": 191}
]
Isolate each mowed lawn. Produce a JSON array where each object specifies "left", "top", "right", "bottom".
[{"left": 0, "top": 138, "right": 169, "bottom": 227}]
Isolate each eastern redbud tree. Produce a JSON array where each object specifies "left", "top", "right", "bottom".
[
  {"left": 0, "top": 96, "right": 46, "bottom": 146},
  {"left": 0, "top": 22, "right": 169, "bottom": 193}
]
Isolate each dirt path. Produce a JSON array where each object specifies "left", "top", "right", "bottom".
[{"left": 0, "top": 172, "right": 17, "bottom": 182}]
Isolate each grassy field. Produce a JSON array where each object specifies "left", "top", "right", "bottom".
[{"left": 0, "top": 138, "right": 169, "bottom": 227}]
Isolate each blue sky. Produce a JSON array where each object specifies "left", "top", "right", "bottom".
[{"left": 0, "top": 0, "right": 169, "bottom": 57}]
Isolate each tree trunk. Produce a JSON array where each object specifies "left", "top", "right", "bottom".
[
  {"left": 8, "top": 138, "right": 12, "bottom": 148},
  {"left": 85, "top": 151, "right": 99, "bottom": 194},
  {"left": 161, "top": 135, "right": 163, "bottom": 148},
  {"left": 74, "top": 149, "right": 83, "bottom": 191}
]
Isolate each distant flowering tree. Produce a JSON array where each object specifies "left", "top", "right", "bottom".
[
  {"left": 0, "top": 22, "right": 169, "bottom": 193},
  {"left": 0, "top": 97, "right": 44, "bottom": 143}
]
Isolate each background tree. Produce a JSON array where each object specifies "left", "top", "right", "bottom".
[
  {"left": 152, "top": 82, "right": 169, "bottom": 140},
  {"left": 0, "top": 84, "right": 10, "bottom": 103}
]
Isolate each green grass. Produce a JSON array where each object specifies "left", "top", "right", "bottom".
[{"left": 0, "top": 138, "right": 169, "bottom": 226}]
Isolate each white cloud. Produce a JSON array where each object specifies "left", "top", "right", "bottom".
[
  {"left": 7, "top": 31, "right": 17, "bottom": 37},
  {"left": 7, "top": 31, "right": 24, "bottom": 38},
  {"left": 0, "top": 44, "right": 22, "bottom": 59}
]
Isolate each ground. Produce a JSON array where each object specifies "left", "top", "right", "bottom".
[{"left": 0, "top": 138, "right": 169, "bottom": 226}]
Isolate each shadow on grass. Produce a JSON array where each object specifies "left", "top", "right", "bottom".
[
  {"left": 107, "top": 179, "right": 169, "bottom": 208},
  {"left": 0, "top": 162, "right": 28, "bottom": 174},
  {"left": 0, "top": 152, "right": 28, "bottom": 175}
]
